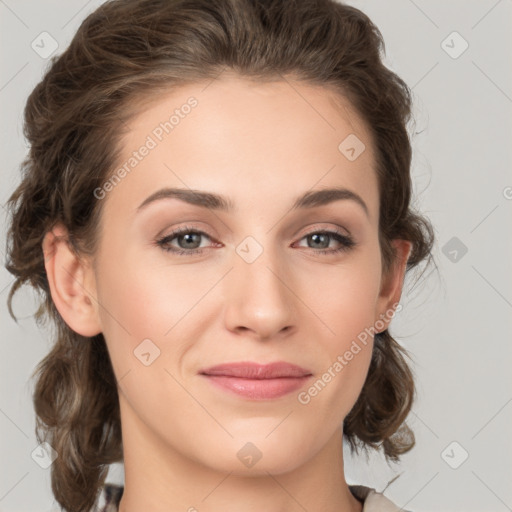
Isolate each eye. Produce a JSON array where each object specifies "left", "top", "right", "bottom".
[
  {"left": 155, "top": 226, "right": 356, "bottom": 256},
  {"left": 155, "top": 225, "right": 215, "bottom": 255},
  {"left": 294, "top": 229, "right": 356, "bottom": 255}
]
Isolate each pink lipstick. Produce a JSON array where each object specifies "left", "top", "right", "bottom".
[{"left": 199, "top": 361, "right": 313, "bottom": 400}]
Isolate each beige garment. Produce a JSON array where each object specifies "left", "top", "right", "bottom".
[{"left": 350, "top": 485, "right": 412, "bottom": 512}]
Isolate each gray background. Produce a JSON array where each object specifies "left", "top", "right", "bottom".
[{"left": 1, "top": 1, "right": 511, "bottom": 511}]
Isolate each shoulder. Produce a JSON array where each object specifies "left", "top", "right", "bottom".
[{"left": 349, "top": 485, "right": 414, "bottom": 512}]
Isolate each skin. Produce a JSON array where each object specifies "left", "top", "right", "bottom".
[{"left": 43, "top": 73, "right": 411, "bottom": 512}]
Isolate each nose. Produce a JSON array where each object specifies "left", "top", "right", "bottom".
[{"left": 223, "top": 243, "right": 297, "bottom": 341}]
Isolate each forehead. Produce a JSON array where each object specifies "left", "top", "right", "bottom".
[{"left": 101, "top": 73, "right": 379, "bottom": 223}]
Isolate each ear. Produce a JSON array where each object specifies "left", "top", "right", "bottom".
[
  {"left": 374, "top": 239, "right": 412, "bottom": 332},
  {"left": 42, "top": 223, "right": 102, "bottom": 337}
]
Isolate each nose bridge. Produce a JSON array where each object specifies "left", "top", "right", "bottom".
[{"left": 224, "top": 233, "right": 296, "bottom": 338}]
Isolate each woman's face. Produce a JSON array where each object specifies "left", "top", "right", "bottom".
[{"left": 84, "top": 74, "right": 407, "bottom": 475}]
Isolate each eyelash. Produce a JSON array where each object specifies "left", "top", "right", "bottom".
[{"left": 155, "top": 224, "right": 356, "bottom": 256}]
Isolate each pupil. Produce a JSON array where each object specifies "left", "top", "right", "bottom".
[
  {"left": 181, "top": 233, "right": 200, "bottom": 248},
  {"left": 310, "top": 233, "right": 328, "bottom": 249}
]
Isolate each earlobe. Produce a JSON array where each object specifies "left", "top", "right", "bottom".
[
  {"left": 375, "top": 239, "right": 412, "bottom": 332},
  {"left": 42, "top": 223, "right": 102, "bottom": 337}
]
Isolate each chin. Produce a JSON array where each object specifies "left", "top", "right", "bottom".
[{"left": 199, "top": 435, "right": 314, "bottom": 476}]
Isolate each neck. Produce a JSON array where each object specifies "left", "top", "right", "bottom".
[{"left": 117, "top": 396, "right": 363, "bottom": 512}]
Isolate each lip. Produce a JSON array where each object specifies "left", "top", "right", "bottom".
[{"left": 199, "top": 361, "right": 313, "bottom": 400}]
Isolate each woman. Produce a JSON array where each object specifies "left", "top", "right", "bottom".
[{"left": 5, "top": 0, "right": 435, "bottom": 511}]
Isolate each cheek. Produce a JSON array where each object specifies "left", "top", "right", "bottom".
[
  {"left": 301, "top": 254, "right": 381, "bottom": 414},
  {"left": 308, "top": 250, "right": 382, "bottom": 348},
  {"left": 93, "top": 245, "right": 223, "bottom": 379},
  {"left": 95, "top": 243, "right": 197, "bottom": 335},
  {"left": 302, "top": 302, "right": 374, "bottom": 424}
]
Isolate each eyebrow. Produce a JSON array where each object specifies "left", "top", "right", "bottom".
[{"left": 136, "top": 186, "right": 369, "bottom": 217}]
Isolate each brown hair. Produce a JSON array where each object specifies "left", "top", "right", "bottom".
[{"left": 5, "top": 0, "right": 435, "bottom": 510}]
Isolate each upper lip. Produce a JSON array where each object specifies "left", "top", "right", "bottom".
[{"left": 199, "top": 361, "right": 312, "bottom": 379}]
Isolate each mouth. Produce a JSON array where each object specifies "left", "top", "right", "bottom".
[{"left": 198, "top": 361, "right": 313, "bottom": 400}]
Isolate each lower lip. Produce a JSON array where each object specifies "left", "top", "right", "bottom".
[{"left": 202, "top": 375, "right": 312, "bottom": 400}]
